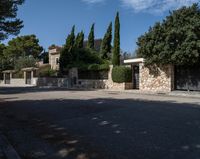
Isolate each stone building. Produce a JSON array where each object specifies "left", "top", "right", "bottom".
[
  {"left": 49, "top": 46, "right": 62, "bottom": 71},
  {"left": 48, "top": 39, "right": 102, "bottom": 71}
]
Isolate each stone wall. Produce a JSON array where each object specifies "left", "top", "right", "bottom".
[
  {"left": 37, "top": 77, "right": 70, "bottom": 88},
  {"left": 77, "top": 65, "right": 133, "bottom": 90},
  {"left": 139, "top": 63, "right": 174, "bottom": 93},
  {"left": 11, "top": 78, "right": 25, "bottom": 86},
  {"left": 0, "top": 80, "right": 4, "bottom": 86},
  {"left": 0, "top": 78, "right": 37, "bottom": 87},
  {"left": 77, "top": 79, "right": 107, "bottom": 89}
]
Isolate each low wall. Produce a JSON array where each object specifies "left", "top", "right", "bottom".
[
  {"left": 37, "top": 77, "right": 70, "bottom": 88},
  {"left": 77, "top": 65, "right": 133, "bottom": 90},
  {"left": 0, "top": 80, "right": 4, "bottom": 86},
  {"left": 0, "top": 78, "right": 36, "bottom": 87},
  {"left": 78, "top": 80, "right": 107, "bottom": 89},
  {"left": 139, "top": 64, "right": 174, "bottom": 93},
  {"left": 11, "top": 78, "right": 25, "bottom": 86}
]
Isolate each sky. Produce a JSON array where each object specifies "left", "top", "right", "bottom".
[{"left": 2, "top": 0, "right": 199, "bottom": 53}]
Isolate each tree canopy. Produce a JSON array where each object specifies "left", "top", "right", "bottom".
[
  {"left": 59, "top": 26, "right": 76, "bottom": 73},
  {"left": 112, "top": 12, "right": 120, "bottom": 66},
  {"left": 4, "top": 35, "right": 43, "bottom": 60},
  {"left": 0, "top": 0, "right": 24, "bottom": 41},
  {"left": 100, "top": 22, "right": 112, "bottom": 60},
  {"left": 87, "top": 23, "right": 95, "bottom": 49},
  {"left": 75, "top": 31, "right": 84, "bottom": 49},
  {"left": 137, "top": 4, "right": 200, "bottom": 66},
  {"left": 0, "top": 44, "right": 6, "bottom": 70}
]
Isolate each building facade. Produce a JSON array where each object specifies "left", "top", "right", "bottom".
[{"left": 49, "top": 46, "right": 62, "bottom": 71}]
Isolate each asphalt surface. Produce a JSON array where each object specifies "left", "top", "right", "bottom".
[{"left": 0, "top": 87, "right": 200, "bottom": 159}]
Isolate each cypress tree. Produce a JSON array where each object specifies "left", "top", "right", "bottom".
[
  {"left": 60, "top": 25, "right": 76, "bottom": 73},
  {"left": 75, "top": 31, "right": 84, "bottom": 49},
  {"left": 112, "top": 12, "right": 120, "bottom": 66},
  {"left": 87, "top": 23, "right": 95, "bottom": 49},
  {"left": 66, "top": 25, "right": 75, "bottom": 51},
  {"left": 100, "top": 22, "right": 112, "bottom": 59}
]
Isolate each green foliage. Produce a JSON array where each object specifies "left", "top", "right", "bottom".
[
  {"left": 87, "top": 63, "right": 109, "bottom": 71},
  {"left": 42, "top": 52, "right": 49, "bottom": 64},
  {"left": 75, "top": 31, "right": 84, "bottom": 48},
  {"left": 14, "top": 56, "right": 37, "bottom": 71},
  {"left": 98, "top": 63, "right": 110, "bottom": 70},
  {"left": 60, "top": 24, "right": 111, "bottom": 73},
  {"left": 0, "top": 0, "right": 24, "bottom": 41},
  {"left": 4, "top": 35, "right": 43, "bottom": 59},
  {"left": 38, "top": 65, "right": 57, "bottom": 77},
  {"left": 13, "top": 71, "right": 23, "bottom": 78},
  {"left": 71, "top": 48, "right": 103, "bottom": 67},
  {"left": 112, "top": 12, "right": 120, "bottom": 66},
  {"left": 60, "top": 26, "right": 76, "bottom": 73},
  {"left": 112, "top": 66, "right": 132, "bottom": 83},
  {"left": 0, "top": 44, "right": 7, "bottom": 70},
  {"left": 87, "top": 23, "right": 95, "bottom": 49},
  {"left": 137, "top": 4, "right": 200, "bottom": 66},
  {"left": 100, "top": 22, "right": 112, "bottom": 59}
]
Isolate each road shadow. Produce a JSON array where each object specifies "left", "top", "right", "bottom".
[
  {"left": 0, "top": 87, "right": 95, "bottom": 95},
  {"left": 0, "top": 97, "right": 200, "bottom": 159}
]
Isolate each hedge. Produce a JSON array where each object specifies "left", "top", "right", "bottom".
[{"left": 112, "top": 66, "right": 132, "bottom": 83}]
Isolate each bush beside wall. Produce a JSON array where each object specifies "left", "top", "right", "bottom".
[{"left": 112, "top": 66, "right": 132, "bottom": 83}]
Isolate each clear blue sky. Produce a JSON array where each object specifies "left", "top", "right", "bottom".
[{"left": 2, "top": 0, "right": 198, "bottom": 53}]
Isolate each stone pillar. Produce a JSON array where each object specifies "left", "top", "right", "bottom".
[
  {"left": 170, "top": 65, "right": 175, "bottom": 91},
  {"left": 3, "top": 73, "right": 5, "bottom": 84},
  {"left": 31, "top": 71, "right": 34, "bottom": 85},
  {"left": 69, "top": 68, "right": 78, "bottom": 86},
  {"left": 139, "top": 63, "right": 144, "bottom": 91},
  {"left": 24, "top": 71, "right": 26, "bottom": 84},
  {"left": 10, "top": 73, "right": 12, "bottom": 84},
  {"left": 108, "top": 65, "right": 113, "bottom": 82}
]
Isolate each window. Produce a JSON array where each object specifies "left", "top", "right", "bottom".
[{"left": 56, "top": 58, "right": 59, "bottom": 65}]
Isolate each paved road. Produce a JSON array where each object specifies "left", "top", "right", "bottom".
[{"left": 0, "top": 87, "right": 200, "bottom": 159}]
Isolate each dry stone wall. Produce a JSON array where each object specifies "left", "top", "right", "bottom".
[{"left": 139, "top": 63, "right": 174, "bottom": 93}]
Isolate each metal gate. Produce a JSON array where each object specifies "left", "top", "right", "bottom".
[
  {"left": 133, "top": 65, "right": 139, "bottom": 89},
  {"left": 175, "top": 65, "right": 200, "bottom": 91}
]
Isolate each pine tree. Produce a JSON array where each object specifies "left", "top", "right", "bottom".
[
  {"left": 100, "top": 22, "right": 112, "bottom": 59},
  {"left": 75, "top": 31, "right": 84, "bottom": 48},
  {"left": 0, "top": 0, "right": 24, "bottom": 41},
  {"left": 112, "top": 12, "right": 120, "bottom": 66},
  {"left": 87, "top": 23, "right": 95, "bottom": 49}
]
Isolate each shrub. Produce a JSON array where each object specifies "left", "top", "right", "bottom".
[
  {"left": 87, "top": 63, "right": 110, "bottom": 71},
  {"left": 98, "top": 63, "right": 110, "bottom": 71},
  {"left": 38, "top": 65, "right": 57, "bottom": 77},
  {"left": 15, "top": 56, "right": 37, "bottom": 71},
  {"left": 87, "top": 64, "right": 99, "bottom": 71},
  {"left": 12, "top": 71, "right": 23, "bottom": 78},
  {"left": 112, "top": 66, "right": 132, "bottom": 83}
]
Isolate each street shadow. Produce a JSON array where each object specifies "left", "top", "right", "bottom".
[
  {"left": 0, "top": 87, "right": 95, "bottom": 95},
  {"left": 1, "top": 98, "right": 200, "bottom": 159}
]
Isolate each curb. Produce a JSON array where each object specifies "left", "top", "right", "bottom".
[{"left": 99, "top": 89, "right": 200, "bottom": 100}]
